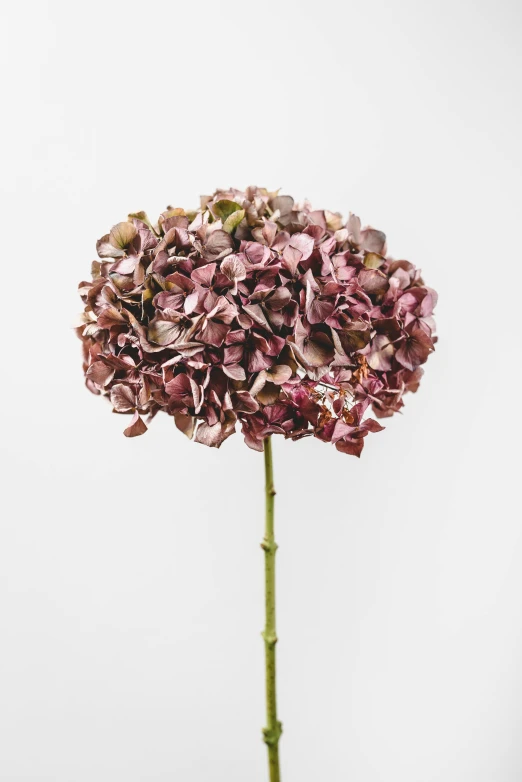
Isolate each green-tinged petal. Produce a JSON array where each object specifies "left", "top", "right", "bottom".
[
  {"left": 223, "top": 209, "right": 245, "bottom": 233},
  {"left": 212, "top": 199, "right": 243, "bottom": 222},
  {"left": 109, "top": 221, "right": 138, "bottom": 249}
]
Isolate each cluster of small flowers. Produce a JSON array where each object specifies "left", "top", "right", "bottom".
[{"left": 77, "top": 187, "right": 436, "bottom": 456}]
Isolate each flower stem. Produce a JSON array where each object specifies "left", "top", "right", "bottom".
[{"left": 262, "top": 435, "right": 282, "bottom": 781}]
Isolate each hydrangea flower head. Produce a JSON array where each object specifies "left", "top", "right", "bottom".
[{"left": 77, "top": 187, "right": 437, "bottom": 456}]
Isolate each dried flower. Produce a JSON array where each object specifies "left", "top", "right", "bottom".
[{"left": 77, "top": 187, "right": 437, "bottom": 456}]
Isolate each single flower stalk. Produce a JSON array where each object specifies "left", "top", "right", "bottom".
[{"left": 77, "top": 187, "right": 437, "bottom": 780}]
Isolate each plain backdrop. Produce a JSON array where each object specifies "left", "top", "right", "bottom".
[{"left": 1, "top": 1, "right": 521, "bottom": 781}]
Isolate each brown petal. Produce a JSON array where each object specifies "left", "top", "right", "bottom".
[
  {"left": 174, "top": 413, "right": 195, "bottom": 439},
  {"left": 361, "top": 227, "right": 386, "bottom": 254},
  {"left": 336, "top": 321, "right": 371, "bottom": 353},
  {"left": 123, "top": 411, "right": 148, "bottom": 437},
  {"left": 271, "top": 195, "right": 294, "bottom": 216},
  {"left": 266, "top": 365, "right": 292, "bottom": 384},
  {"left": 303, "top": 332, "right": 335, "bottom": 367},
  {"left": 195, "top": 420, "right": 234, "bottom": 448},
  {"left": 358, "top": 268, "right": 389, "bottom": 295},
  {"left": 86, "top": 361, "right": 114, "bottom": 387},
  {"left": 109, "top": 222, "right": 138, "bottom": 250},
  {"left": 148, "top": 319, "right": 183, "bottom": 346},
  {"left": 368, "top": 335, "right": 395, "bottom": 371},
  {"left": 204, "top": 229, "right": 234, "bottom": 260},
  {"left": 111, "top": 384, "right": 136, "bottom": 412},
  {"left": 96, "top": 234, "right": 125, "bottom": 258}
]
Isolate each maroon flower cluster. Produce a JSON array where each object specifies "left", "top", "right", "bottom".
[{"left": 77, "top": 187, "right": 437, "bottom": 456}]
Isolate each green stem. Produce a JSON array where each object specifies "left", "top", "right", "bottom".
[{"left": 262, "top": 436, "right": 282, "bottom": 781}]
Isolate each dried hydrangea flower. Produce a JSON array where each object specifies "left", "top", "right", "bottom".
[
  {"left": 77, "top": 187, "right": 437, "bottom": 782},
  {"left": 77, "top": 186, "right": 437, "bottom": 457}
]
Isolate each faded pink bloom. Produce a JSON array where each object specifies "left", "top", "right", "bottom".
[{"left": 77, "top": 187, "right": 437, "bottom": 456}]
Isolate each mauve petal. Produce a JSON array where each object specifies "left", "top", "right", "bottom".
[
  {"left": 222, "top": 363, "right": 246, "bottom": 381},
  {"left": 396, "top": 322, "right": 434, "bottom": 371},
  {"left": 335, "top": 438, "right": 364, "bottom": 457},
  {"left": 124, "top": 411, "right": 148, "bottom": 437},
  {"left": 266, "top": 287, "right": 291, "bottom": 310},
  {"left": 271, "top": 195, "right": 294, "bottom": 216},
  {"left": 195, "top": 419, "right": 235, "bottom": 448},
  {"left": 403, "top": 367, "right": 424, "bottom": 393},
  {"left": 242, "top": 304, "right": 272, "bottom": 331},
  {"left": 221, "top": 256, "right": 246, "bottom": 283},
  {"left": 358, "top": 268, "right": 389, "bottom": 295},
  {"left": 165, "top": 373, "right": 190, "bottom": 399},
  {"left": 289, "top": 232, "right": 314, "bottom": 259},
  {"left": 225, "top": 329, "right": 246, "bottom": 345},
  {"left": 184, "top": 290, "right": 199, "bottom": 314},
  {"left": 206, "top": 296, "right": 238, "bottom": 325},
  {"left": 374, "top": 317, "right": 402, "bottom": 340},
  {"left": 245, "top": 242, "right": 271, "bottom": 265},
  {"left": 360, "top": 227, "right": 386, "bottom": 254},
  {"left": 97, "top": 306, "right": 127, "bottom": 329},
  {"left": 110, "top": 256, "right": 138, "bottom": 275},
  {"left": 248, "top": 349, "right": 272, "bottom": 373},
  {"left": 86, "top": 361, "right": 114, "bottom": 387},
  {"left": 148, "top": 319, "right": 183, "bottom": 346},
  {"left": 224, "top": 344, "right": 244, "bottom": 364},
  {"left": 331, "top": 419, "right": 354, "bottom": 443},
  {"left": 282, "top": 244, "right": 303, "bottom": 275},
  {"left": 363, "top": 418, "right": 385, "bottom": 433},
  {"left": 155, "top": 291, "right": 185, "bottom": 310},
  {"left": 346, "top": 213, "right": 362, "bottom": 245},
  {"left": 233, "top": 390, "right": 259, "bottom": 413},
  {"left": 204, "top": 229, "right": 234, "bottom": 260},
  {"left": 199, "top": 319, "right": 230, "bottom": 347},
  {"left": 111, "top": 384, "right": 136, "bottom": 412},
  {"left": 165, "top": 271, "right": 195, "bottom": 294},
  {"left": 368, "top": 334, "right": 395, "bottom": 371},
  {"left": 303, "top": 332, "right": 335, "bottom": 367},
  {"left": 307, "top": 296, "right": 336, "bottom": 325},
  {"left": 191, "top": 263, "right": 216, "bottom": 287}
]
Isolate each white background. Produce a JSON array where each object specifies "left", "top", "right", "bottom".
[{"left": 1, "top": 1, "right": 521, "bottom": 780}]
